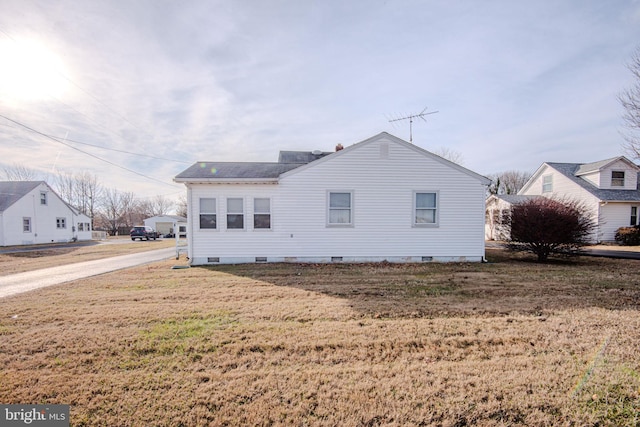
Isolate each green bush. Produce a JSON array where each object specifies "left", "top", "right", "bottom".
[{"left": 614, "top": 226, "right": 640, "bottom": 246}]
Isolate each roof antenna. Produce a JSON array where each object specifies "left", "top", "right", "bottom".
[{"left": 388, "top": 107, "right": 438, "bottom": 143}]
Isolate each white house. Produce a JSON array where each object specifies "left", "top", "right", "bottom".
[
  {"left": 516, "top": 157, "right": 640, "bottom": 242},
  {"left": 0, "top": 181, "right": 92, "bottom": 246},
  {"left": 144, "top": 215, "right": 187, "bottom": 236},
  {"left": 174, "top": 132, "right": 491, "bottom": 265},
  {"left": 485, "top": 194, "right": 538, "bottom": 240}
]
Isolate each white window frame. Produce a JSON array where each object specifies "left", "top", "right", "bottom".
[
  {"left": 413, "top": 191, "right": 439, "bottom": 227},
  {"left": 253, "top": 198, "right": 271, "bottom": 230},
  {"left": 542, "top": 175, "right": 553, "bottom": 193},
  {"left": 78, "top": 223, "right": 84, "bottom": 231},
  {"left": 23, "top": 217, "right": 31, "bottom": 233},
  {"left": 226, "top": 197, "right": 245, "bottom": 230},
  {"left": 199, "top": 198, "right": 217, "bottom": 230},
  {"left": 56, "top": 217, "right": 66, "bottom": 229},
  {"left": 327, "top": 191, "right": 354, "bottom": 227},
  {"left": 40, "top": 191, "right": 47, "bottom": 205},
  {"left": 631, "top": 206, "right": 638, "bottom": 226},
  {"left": 611, "top": 171, "right": 625, "bottom": 187}
]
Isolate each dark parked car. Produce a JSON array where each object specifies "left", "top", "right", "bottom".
[{"left": 130, "top": 226, "right": 160, "bottom": 241}]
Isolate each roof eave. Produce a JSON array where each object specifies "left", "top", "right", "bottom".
[{"left": 173, "top": 178, "right": 279, "bottom": 184}]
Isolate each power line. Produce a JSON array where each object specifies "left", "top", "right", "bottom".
[
  {"left": 1, "top": 119, "right": 190, "bottom": 163},
  {"left": 0, "top": 114, "right": 181, "bottom": 187},
  {"left": 0, "top": 27, "right": 163, "bottom": 151}
]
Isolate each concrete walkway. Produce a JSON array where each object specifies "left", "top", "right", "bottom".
[{"left": 0, "top": 247, "right": 176, "bottom": 299}]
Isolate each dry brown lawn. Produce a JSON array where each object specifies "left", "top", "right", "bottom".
[
  {"left": 0, "top": 237, "right": 175, "bottom": 276},
  {"left": 0, "top": 249, "right": 639, "bottom": 426}
]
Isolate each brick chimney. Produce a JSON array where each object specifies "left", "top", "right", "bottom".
[{"left": 335, "top": 143, "right": 344, "bottom": 151}]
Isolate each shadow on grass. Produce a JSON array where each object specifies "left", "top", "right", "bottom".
[{"left": 202, "top": 249, "right": 640, "bottom": 319}]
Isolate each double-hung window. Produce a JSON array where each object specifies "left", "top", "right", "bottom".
[
  {"left": 328, "top": 191, "right": 353, "bottom": 226},
  {"left": 199, "top": 198, "right": 217, "bottom": 229},
  {"left": 253, "top": 198, "right": 271, "bottom": 229},
  {"left": 23, "top": 217, "right": 31, "bottom": 233},
  {"left": 227, "top": 198, "right": 244, "bottom": 229},
  {"left": 414, "top": 192, "right": 438, "bottom": 226},
  {"left": 631, "top": 206, "right": 638, "bottom": 226},
  {"left": 612, "top": 171, "right": 625, "bottom": 187},
  {"left": 56, "top": 217, "right": 66, "bottom": 229},
  {"left": 40, "top": 191, "right": 47, "bottom": 205},
  {"left": 542, "top": 175, "right": 553, "bottom": 193}
]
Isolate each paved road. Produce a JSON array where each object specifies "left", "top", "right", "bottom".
[{"left": 0, "top": 247, "right": 176, "bottom": 299}]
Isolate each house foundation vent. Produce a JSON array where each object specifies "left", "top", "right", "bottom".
[
  {"left": 255, "top": 257, "right": 267, "bottom": 263},
  {"left": 422, "top": 256, "right": 433, "bottom": 262},
  {"left": 207, "top": 257, "right": 220, "bottom": 263},
  {"left": 331, "top": 256, "right": 343, "bottom": 262}
]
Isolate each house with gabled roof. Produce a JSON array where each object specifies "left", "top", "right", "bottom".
[
  {"left": 516, "top": 156, "right": 640, "bottom": 242},
  {"left": 485, "top": 194, "right": 539, "bottom": 240},
  {"left": 174, "top": 132, "right": 491, "bottom": 265},
  {"left": 0, "top": 181, "right": 92, "bottom": 246}
]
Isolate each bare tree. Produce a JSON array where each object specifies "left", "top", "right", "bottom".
[
  {"left": 176, "top": 194, "right": 188, "bottom": 218},
  {"left": 140, "top": 195, "right": 174, "bottom": 217},
  {"left": 98, "top": 188, "right": 140, "bottom": 235},
  {"left": 100, "top": 188, "right": 124, "bottom": 235},
  {"left": 619, "top": 46, "right": 640, "bottom": 159},
  {"left": 2, "top": 163, "right": 45, "bottom": 181},
  {"left": 487, "top": 170, "right": 532, "bottom": 195},
  {"left": 53, "top": 171, "right": 102, "bottom": 228},
  {"left": 432, "top": 147, "right": 465, "bottom": 165}
]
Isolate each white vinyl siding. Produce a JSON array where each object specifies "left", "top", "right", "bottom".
[
  {"left": 0, "top": 182, "right": 91, "bottom": 246},
  {"left": 199, "top": 198, "right": 217, "bottom": 229},
  {"left": 185, "top": 135, "right": 489, "bottom": 263}
]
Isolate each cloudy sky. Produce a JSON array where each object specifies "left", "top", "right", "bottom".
[{"left": 1, "top": 0, "right": 639, "bottom": 206}]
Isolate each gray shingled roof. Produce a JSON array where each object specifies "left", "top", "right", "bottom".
[
  {"left": 278, "top": 151, "right": 331, "bottom": 163},
  {"left": 0, "top": 181, "right": 42, "bottom": 212},
  {"left": 574, "top": 157, "right": 622, "bottom": 175},
  {"left": 174, "top": 162, "right": 307, "bottom": 180},
  {"left": 176, "top": 150, "right": 334, "bottom": 181},
  {"left": 548, "top": 162, "right": 640, "bottom": 201}
]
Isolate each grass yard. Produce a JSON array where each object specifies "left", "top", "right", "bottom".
[{"left": 0, "top": 249, "right": 639, "bottom": 426}]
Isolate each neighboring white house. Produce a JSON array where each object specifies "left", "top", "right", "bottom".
[
  {"left": 514, "top": 157, "right": 640, "bottom": 242},
  {"left": 485, "top": 194, "right": 538, "bottom": 240},
  {"left": 0, "top": 181, "right": 92, "bottom": 246},
  {"left": 174, "top": 132, "right": 491, "bottom": 265},
  {"left": 144, "top": 215, "right": 187, "bottom": 236}
]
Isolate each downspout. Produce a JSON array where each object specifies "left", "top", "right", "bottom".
[
  {"left": 187, "top": 185, "right": 194, "bottom": 265},
  {"left": 481, "top": 183, "right": 488, "bottom": 262}
]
